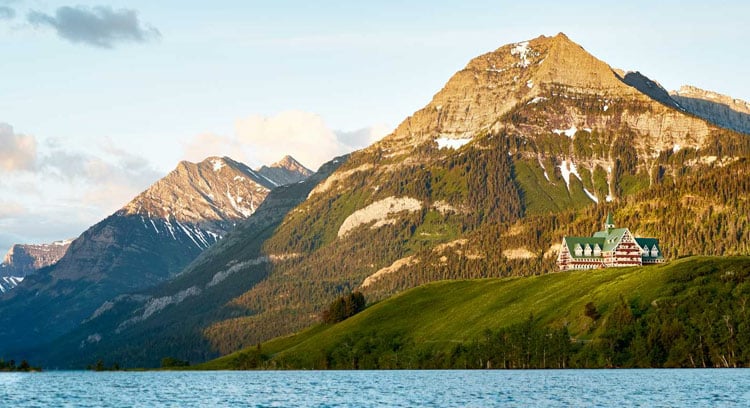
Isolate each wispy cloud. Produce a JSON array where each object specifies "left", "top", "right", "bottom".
[
  {"left": 183, "top": 111, "right": 391, "bottom": 170},
  {"left": 0, "top": 122, "right": 37, "bottom": 172},
  {"left": 27, "top": 5, "right": 160, "bottom": 48},
  {"left": 0, "top": 6, "right": 14, "bottom": 20},
  {"left": 0, "top": 122, "right": 164, "bottom": 254}
]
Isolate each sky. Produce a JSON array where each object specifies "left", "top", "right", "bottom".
[{"left": 1, "top": 0, "right": 749, "bottom": 255}]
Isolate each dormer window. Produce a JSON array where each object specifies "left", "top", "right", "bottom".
[
  {"left": 593, "top": 244, "right": 601, "bottom": 257},
  {"left": 642, "top": 245, "right": 649, "bottom": 255},
  {"left": 584, "top": 244, "right": 592, "bottom": 257},
  {"left": 574, "top": 244, "right": 583, "bottom": 256},
  {"left": 651, "top": 247, "right": 659, "bottom": 257}
]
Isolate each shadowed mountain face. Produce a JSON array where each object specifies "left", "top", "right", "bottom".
[
  {"left": 29, "top": 156, "right": 346, "bottom": 368},
  {"left": 13, "top": 33, "right": 750, "bottom": 368},
  {"left": 0, "top": 155, "right": 311, "bottom": 354},
  {"left": 0, "top": 240, "right": 72, "bottom": 293},
  {"left": 670, "top": 85, "right": 750, "bottom": 135},
  {"left": 620, "top": 71, "right": 681, "bottom": 109},
  {"left": 1, "top": 240, "right": 72, "bottom": 278}
]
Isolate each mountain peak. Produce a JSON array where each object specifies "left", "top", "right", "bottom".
[
  {"left": 270, "top": 155, "right": 311, "bottom": 173},
  {"left": 258, "top": 155, "right": 313, "bottom": 186},
  {"left": 380, "top": 33, "right": 645, "bottom": 146},
  {"left": 122, "top": 156, "right": 277, "bottom": 224}
]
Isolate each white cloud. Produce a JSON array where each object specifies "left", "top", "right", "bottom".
[
  {"left": 39, "top": 143, "right": 162, "bottom": 212},
  {"left": 183, "top": 110, "right": 392, "bottom": 170},
  {"left": 0, "top": 124, "right": 164, "bottom": 254},
  {"left": 0, "top": 122, "right": 37, "bottom": 172}
]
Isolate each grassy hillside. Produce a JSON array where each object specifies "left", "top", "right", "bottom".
[{"left": 200, "top": 256, "right": 750, "bottom": 369}]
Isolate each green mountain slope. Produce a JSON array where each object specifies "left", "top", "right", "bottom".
[{"left": 202, "top": 256, "right": 750, "bottom": 369}]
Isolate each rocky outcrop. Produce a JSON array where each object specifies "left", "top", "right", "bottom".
[
  {"left": 670, "top": 85, "right": 750, "bottom": 135},
  {"left": 0, "top": 240, "right": 72, "bottom": 278}
]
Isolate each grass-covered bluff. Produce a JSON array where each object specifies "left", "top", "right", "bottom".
[{"left": 197, "top": 256, "right": 750, "bottom": 369}]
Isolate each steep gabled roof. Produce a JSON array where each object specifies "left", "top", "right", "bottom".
[
  {"left": 635, "top": 238, "right": 664, "bottom": 259},
  {"left": 563, "top": 236, "right": 605, "bottom": 258},
  {"left": 592, "top": 228, "right": 629, "bottom": 252}
]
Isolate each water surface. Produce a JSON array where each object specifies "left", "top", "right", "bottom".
[{"left": 1, "top": 369, "right": 748, "bottom": 407}]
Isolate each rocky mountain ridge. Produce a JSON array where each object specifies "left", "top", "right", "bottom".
[
  {"left": 670, "top": 85, "right": 750, "bottom": 135},
  {"left": 1, "top": 239, "right": 72, "bottom": 278},
  {"left": 0, "top": 154, "right": 311, "bottom": 353}
]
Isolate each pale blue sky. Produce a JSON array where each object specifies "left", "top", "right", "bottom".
[{"left": 1, "top": 0, "right": 749, "bottom": 254}]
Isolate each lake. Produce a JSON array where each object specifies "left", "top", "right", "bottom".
[{"left": 1, "top": 369, "right": 748, "bottom": 407}]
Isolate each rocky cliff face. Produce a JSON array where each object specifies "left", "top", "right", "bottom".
[
  {"left": 379, "top": 33, "right": 712, "bottom": 152},
  {"left": 0, "top": 240, "right": 72, "bottom": 278},
  {"left": 0, "top": 155, "right": 310, "bottom": 353},
  {"left": 670, "top": 85, "right": 750, "bottom": 135}
]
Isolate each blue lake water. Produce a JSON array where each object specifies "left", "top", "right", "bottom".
[{"left": 1, "top": 369, "right": 749, "bottom": 407}]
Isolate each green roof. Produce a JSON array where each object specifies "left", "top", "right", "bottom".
[
  {"left": 635, "top": 238, "right": 664, "bottom": 259},
  {"left": 563, "top": 236, "right": 606, "bottom": 258},
  {"left": 562, "top": 214, "right": 663, "bottom": 261}
]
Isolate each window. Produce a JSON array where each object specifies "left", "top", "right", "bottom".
[
  {"left": 651, "top": 247, "right": 659, "bottom": 257},
  {"left": 642, "top": 245, "right": 649, "bottom": 255},
  {"left": 584, "top": 244, "right": 592, "bottom": 256},
  {"left": 593, "top": 244, "right": 601, "bottom": 257},
  {"left": 574, "top": 244, "right": 582, "bottom": 256}
]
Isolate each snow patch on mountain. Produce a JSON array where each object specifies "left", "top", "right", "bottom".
[
  {"left": 0, "top": 276, "right": 23, "bottom": 293},
  {"left": 338, "top": 196, "right": 423, "bottom": 238},
  {"left": 211, "top": 159, "right": 225, "bottom": 172},
  {"left": 435, "top": 137, "right": 472, "bottom": 150},
  {"left": 511, "top": 41, "right": 532, "bottom": 68},
  {"left": 553, "top": 126, "right": 578, "bottom": 138},
  {"left": 583, "top": 188, "right": 599, "bottom": 203},
  {"left": 558, "top": 160, "right": 582, "bottom": 189}
]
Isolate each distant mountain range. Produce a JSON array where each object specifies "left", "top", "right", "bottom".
[
  {"left": 0, "top": 155, "right": 311, "bottom": 353},
  {"left": 0, "top": 239, "right": 72, "bottom": 293},
  {"left": 5, "top": 33, "right": 750, "bottom": 368}
]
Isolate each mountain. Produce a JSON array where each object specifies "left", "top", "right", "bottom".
[
  {"left": 257, "top": 155, "right": 314, "bottom": 186},
  {"left": 29, "top": 156, "right": 345, "bottom": 368},
  {"left": 0, "top": 155, "right": 311, "bottom": 354},
  {"left": 0, "top": 240, "right": 72, "bottom": 277},
  {"left": 200, "top": 256, "right": 750, "bottom": 369},
  {"left": 670, "top": 85, "right": 750, "bottom": 135},
  {"left": 0, "top": 239, "right": 72, "bottom": 293},
  {"left": 191, "top": 33, "right": 749, "bottom": 354},
  {"left": 21, "top": 33, "right": 750, "bottom": 367}
]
